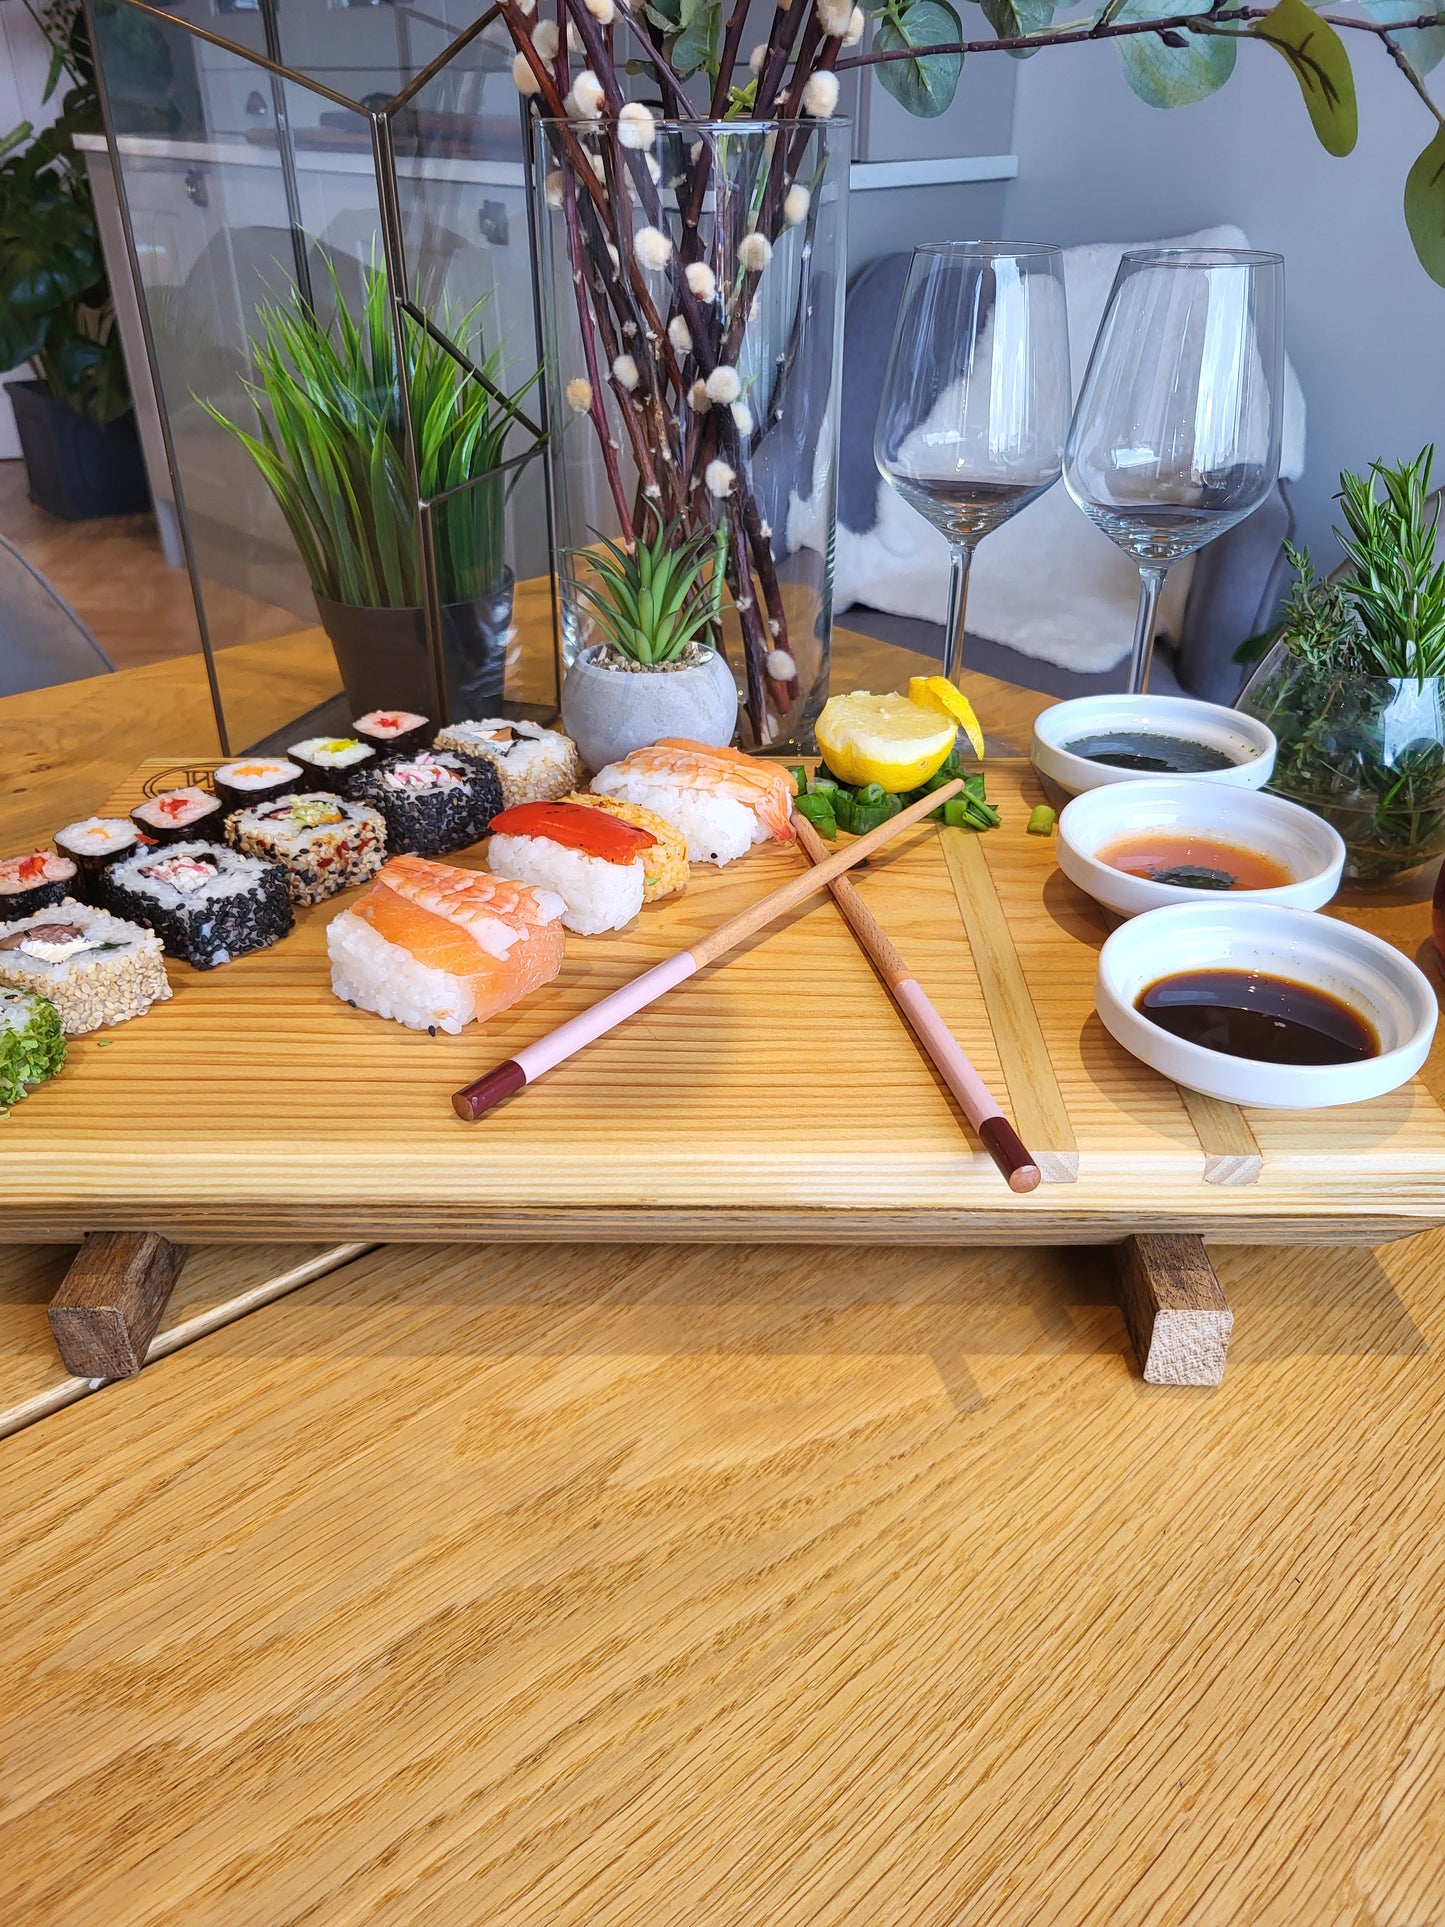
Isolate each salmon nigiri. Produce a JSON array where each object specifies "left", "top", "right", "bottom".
[
  {"left": 327, "top": 854, "right": 565, "bottom": 1032},
  {"left": 590, "top": 739, "right": 797, "bottom": 867}
]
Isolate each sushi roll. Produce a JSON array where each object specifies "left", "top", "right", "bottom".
[
  {"left": 487, "top": 800, "right": 653, "bottom": 935},
  {"left": 0, "top": 901, "right": 170, "bottom": 1034},
  {"left": 104, "top": 840, "right": 293, "bottom": 970},
  {"left": 131, "top": 786, "right": 225, "bottom": 847},
  {"left": 353, "top": 709, "right": 431, "bottom": 758},
  {"left": 0, "top": 850, "right": 79, "bottom": 921},
  {"left": 328, "top": 852, "right": 565, "bottom": 1033},
  {"left": 434, "top": 719, "right": 582, "bottom": 808},
  {"left": 288, "top": 735, "right": 378, "bottom": 796},
  {"left": 213, "top": 757, "right": 303, "bottom": 815},
  {"left": 226, "top": 791, "right": 386, "bottom": 906},
  {"left": 563, "top": 793, "right": 688, "bottom": 903},
  {"left": 53, "top": 817, "right": 149, "bottom": 904},
  {"left": 589, "top": 738, "right": 797, "bottom": 867},
  {"left": 352, "top": 749, "right": 501, "bottom": 858},
  {"left": 0, "top": 986, "right": 66, "bottom": 1108}
]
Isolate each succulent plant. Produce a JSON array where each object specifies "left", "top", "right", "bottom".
[{"left": 572, "top": 521, "right": 724, "bottom": 667}]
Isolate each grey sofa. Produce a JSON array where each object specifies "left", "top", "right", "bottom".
[{"left": 837, "top": 252, "right": 1296, "bottom": 706}]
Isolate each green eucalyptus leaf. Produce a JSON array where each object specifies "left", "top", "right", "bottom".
[
  {"left": 979, "top": 0, "right": 1056, "bottom": 56},
  {"left": 1115, "top": 0, "right": 1235, "bottom": 106},
  {"left": 674, "top": 0, "right": 723, "bottom": 77},
  {"left": 874, "top": 0, "right": 965, "bottom": 117},
  {"left": 1252, "top": 0, "right": 1358, "bottom": 157},
  {"left": 1360, "top": 0, "right": 1445, "bottom": 78},
  {"left": 1405, "top": 125, "right": 1445, "bottom": 285}
]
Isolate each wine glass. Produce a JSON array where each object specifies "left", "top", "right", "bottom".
[
  {"left": 1065, "top": 248, "right": 1285, "bottom": 692},
  {"left": 874, "top": 242, "right": 1072, "bottom": 685}
]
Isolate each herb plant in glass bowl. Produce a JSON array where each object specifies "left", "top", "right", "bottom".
[{"left": 1238, "top": 448, "right": 1445, "bottom": 881}]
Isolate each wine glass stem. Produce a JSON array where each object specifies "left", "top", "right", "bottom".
[
  {"left": 944, "top": 543, "right": 974, "bottom": 685},
  {"left": 1128, "top": 564, "right": 1169, "bottom": 694}
]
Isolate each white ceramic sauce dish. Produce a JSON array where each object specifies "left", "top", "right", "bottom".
[
  {"left": 1095, "top": 902, "right": 1437, "bottom": 1108},
  {"left": 1058, "top": 780, "right": 1346, "bottom": 919},
  {"left": 1031, "top": 693, "right": 1276, "bottom": 797}
]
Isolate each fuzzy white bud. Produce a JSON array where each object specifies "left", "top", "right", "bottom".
[
  {"left": 646, "top": 153, "right": 661, "bottom": 182},
  {"left": 568, "top": 70, "right": 605, "bottom": 117},
  {"left": 802, "top": 69, "right": 840, "bottom": 118},
  {"left": 816, "top": 0, "right": 851, "bottom": 34},
  {"left": 685, "top": 261, "right": 717, "bottom": 301},
  {"left": 705, "top": 364, "right": 742, "bottom": 405},
  {"left": 688, "top": 378, "right": 710, "bottom": 412},
  {"left": 606, "top": 241, "right": 620, "bottom": 271},
  {"left": 569, "top": 19, "right": 585, "bottom": 49},
  {"left": 667, "top": 314, "right": 692, "bottom": 354},
  {"left": 738, "top": 230, "right": 772, "bottom": 273},
  {"left": 705, "top": 459, "right": 736, "bottom": 498},
  {"left": 584, "top": 0, "right": 615, "bottom": 17},
  {"left": 731, "top": 400, "right": 754, "bottom": 436},
  {"left": 783, "top": 183, "right": 811, "bottom": 226},
  {"left": 531, "top": 19, "right": 559, "bottom": 59},
  {"left": 748, "top": 42, "right": 768, "bottom": 74},
  {"left": 512, "top": 51, "right": 541, "bottom": 95},
  {"left": 590, "top": 151, "right": 606, "bottom": 179},
  {"left": 611, "top": 353, "right": 639, "bottom": 390},
  {"left": 634, "top": 225, "right": 673, "bottom": 271},
  {"left": 544, "top": 169, "right": 565, "bottom": 210},
  {"left": 844, "top": 4, "right": 865, "bottom": 45},
  {"left": 617, "top": 101, "right": 657, "bottom": 149},
  {"left": 516, "top": 0, "right": 536, "bottom": 13},
  {"left": 565, "top": 377, "right": 593, "bottom": 412},
  {"left": 767, "top": 649, "right": 797, "bottom": 680}
]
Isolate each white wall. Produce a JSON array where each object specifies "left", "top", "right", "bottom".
[
  {"left": 1003, "top": 34, "right": 1445, "bottom": 565},
  {"left": 0, "top": 2, "right": 61, "bottom": 458}
]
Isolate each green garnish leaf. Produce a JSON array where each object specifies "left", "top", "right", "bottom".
[{"left": 795, "top": 790, "right": 839, "bottom": 839}]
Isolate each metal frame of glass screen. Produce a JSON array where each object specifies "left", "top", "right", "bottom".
[{"left": 81, "top": 0, "right": 555, "bottom": 755}]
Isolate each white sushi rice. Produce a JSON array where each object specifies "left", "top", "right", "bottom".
[
  {"left": 435, "top": 719, "right": 582, "bottom": 807},
  {"left": 588, "top": 768, "right": 758, "bottom": 866},
  {"left": 327, "top": 910, "right": 476, "bottom": 1033},
  {"left": 488, "top": 832, "right": 643, "bottom": 936}
]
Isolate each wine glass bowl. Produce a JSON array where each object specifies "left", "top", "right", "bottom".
[
  {"left": 875, "top": 242, "right": 1071, "bottom": 684},
  {"left": 1065, "top": 248, "right": 1285, "bottom": 690}
]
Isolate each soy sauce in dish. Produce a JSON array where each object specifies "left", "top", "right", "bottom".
[
  {"left": 1137, "top": 969, "right": 1378, "bottom": 1065},
  {"left": 1065, "top": 730, "right": 1237, "bottom": 774},
  {"left": 1098, "top": 831, "right": 1294, "bottom": 892}
]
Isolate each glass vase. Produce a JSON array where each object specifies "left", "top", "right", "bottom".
[
  {"left": 1238, "top": 641, "right": 1445, "bottom": 880},
  {"left": 533, "top": 116, "right": 848, "bottom": 753}
]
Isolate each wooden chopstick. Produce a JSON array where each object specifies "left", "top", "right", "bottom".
[
  {"left": 452, "top": 777, "right": 966, "bottom": 1121},
  {"left": 791, "top": 809, "right": 1041, "bottom": 1193}
]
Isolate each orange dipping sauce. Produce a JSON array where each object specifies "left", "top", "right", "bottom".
[{"left": 1097, "top": 831, "right": 1295, "bottom": 892}]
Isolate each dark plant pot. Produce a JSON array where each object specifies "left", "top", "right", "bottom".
[
  {"left": 9, "top": 380, "right": 151, "bottom": 521},
  {"left": 314, "top": 571, "right": 515, "bottom": 722}
]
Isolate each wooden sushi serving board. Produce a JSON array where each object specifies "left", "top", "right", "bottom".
[{"left": 4, "top": 756, "right": 1445, "bottom": 1256}]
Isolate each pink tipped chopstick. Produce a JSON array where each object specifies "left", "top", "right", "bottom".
[
  {"left": 452, "top": 776, "right": 966, "bottom": 1122},
  {"left": 791, "top": 810, "right": 1040, "bottom": 1193}
]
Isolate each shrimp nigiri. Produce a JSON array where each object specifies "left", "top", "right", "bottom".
[{"left": 590, "top": 739, "right": 796, "bottom": 867}]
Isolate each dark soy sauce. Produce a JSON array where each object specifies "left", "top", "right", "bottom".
[
  {"left": 1065, "top": 730, "right": 1237, "bottom": 774},
  {"left": 1137, "top": 969, "right": 1379, "bottom": 1066}
]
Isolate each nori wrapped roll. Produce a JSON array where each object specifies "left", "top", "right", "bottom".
[
  {"left": 53, "top": 818, "right": 147, "bottom": 905},
  {"left": 0, "top": 851, "right": 77, "bottom": 921},
  {"left": 352, "top": 749, "right": 501, "bottom": 857},
  {"left": 0, "top": 986, "right": 66, "bottom": 1107},
  {"left": 104, "top": 840, "right": 293, "bottom": 970}
]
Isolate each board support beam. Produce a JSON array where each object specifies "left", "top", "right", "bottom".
[
  {"left": 1114, "top": 1234, "right": 1233, "bottom": 1387},
  {"left": 48, "top": 1232, "right": 189, "bottom": 1381}
]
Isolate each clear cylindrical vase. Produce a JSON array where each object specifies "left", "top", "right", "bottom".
[{"left": 533, "top": 116, "right": 847, "bottom": 753}]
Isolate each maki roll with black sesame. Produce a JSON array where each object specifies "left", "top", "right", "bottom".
[
  {"left": 226, "top": 791, "right": 386, "bottom": 906},
  {"left": 352, "top": 749, "right": 501, "bottom": 857},
  {"left": 0, "top": 851, "right": 78, "bottom": 921},
  {"left": 132, "top": 786, "right": 225, "bottom": 847},
  {"left": 288, "top": 736, "right": 377, "bottom": 796},
  {"left": 213, "top": 757, "right": 303, "bottom": 815},
  {"left": 353, "top": 709, "right": 431, "bottom": 757},
  {"left": 53, "top": 817, "right": 149, "bottom": 904},
  {"left": 104, "top": 840, "right": 293, "bottom": 970}
]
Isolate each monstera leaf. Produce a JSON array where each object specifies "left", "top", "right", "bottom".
[{"left": 874, "top": 0, "right": 965, "bottom": 116}]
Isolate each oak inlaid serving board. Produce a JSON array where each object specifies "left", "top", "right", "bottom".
[{"left": 3, "top": 757, "right": 1444, "bottom": 1246}]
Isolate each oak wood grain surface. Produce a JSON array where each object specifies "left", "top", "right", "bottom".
[{"left": 1, "top": 1230, "right": 1442, "bottom": 1924}]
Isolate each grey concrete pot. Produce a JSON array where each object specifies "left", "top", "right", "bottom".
[{"left": 562, "top": 644, "right": 738, "bottom": 772}]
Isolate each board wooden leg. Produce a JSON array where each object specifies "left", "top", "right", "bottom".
[
  {"left": 1114, "top": 1234, "right": 1233, "bottom": 1387},
  {"left": 47, "top": 1232, "right": 189, "bottom": 1381}
]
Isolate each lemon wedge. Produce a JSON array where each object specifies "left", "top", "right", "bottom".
[
  {"left": 907, "top": 675, "right": 985, "bottom": 761},
  {"left": 814, "top": 691, "right": 957, "bottom": 791}
]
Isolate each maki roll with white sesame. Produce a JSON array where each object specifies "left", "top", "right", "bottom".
[
  {"left": 212, "top": 757, "right": 303, "bottom": 815},
  {"left": 52, "top": 817, "right": 149, "bottom": 904},
  {"left": 0, "top": 902, "right": 170, "bottom": 1033},
  {"left": 352, "top": 749, "right": 501, "bottom": 857},
  {"left": 0, "top": 986, "right": 66, "bottom": 1107},
  {"left": 288, "top": 736, "right": 378, "bottom": 796},
  {"left": 0, "top": 851, "right": 78, "bottom": 921},
  {"left": 353, "top": 709, "right": 431, "bottom": 757},
  {"left": 434, "top": 719, "right": 582, "bottom": 808},
  {"left": 104, "top": 840, "right": 293, "bottom": 970},
  {"left": 226, "top": 791, "right": 386, "bottom": 906},
  {"left": 131, "top": 786, "right": 224, "bottom": 847}
]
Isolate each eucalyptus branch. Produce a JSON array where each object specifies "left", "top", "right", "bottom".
[{"left": 1382, "top": 29, "right": 1445, "bottom": 129}]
